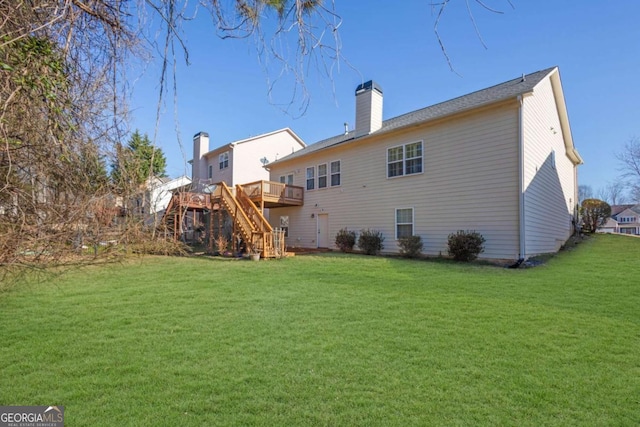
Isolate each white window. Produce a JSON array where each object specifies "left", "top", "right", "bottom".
[
  {"left": 280, "top": 216, "right": 289, "bottom": 237},
  {"left": 208, "top": 164, "right": 213, "bottom": 179},
  {"left": 306, "top": 167, "right": 315, "bottom": 190},
  {"left": 318, "top": 164, "right": 327, "bottom": 188},
  {"left": 219, "top": 152, "right": 229, "bottom": 170},
  {"left": 330, "top": 160, "right": 341, "bottom": 186},
  {"left": 396, "top": 208, "right": 414, "bottom": 239},
  {"left": 388, "top": 141, "right": 423, "bottom": 178}
]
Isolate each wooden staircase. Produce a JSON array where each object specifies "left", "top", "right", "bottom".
[
  {"left": 161, "top": 192, "right": 210, "bottom": 241},
  {"left": 214, "top": 182, "right": 285, "bottom": 258},
  {"left": 161, "top": 182, "right": 292, "bottom": 257}
]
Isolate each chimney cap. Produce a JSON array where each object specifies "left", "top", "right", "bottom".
[
  {"left": 193, "top": 131, "right": 209, "bottom": 139},
  {"left": 355, "top": 80, "right": 383, "bottom": 95}
]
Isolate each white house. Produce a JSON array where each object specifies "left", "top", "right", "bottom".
[
  {"left": 264, "top": 67, "right": 583, "bottom": 261},
  {"left": 146, "top": 175, "right": 192, "bottom": 219},
  {"left": 599, "top": 204, "right": 640, "bottom": 235},
  {"left": 191, "top": 128, "right": 306, "bottom": 191}
]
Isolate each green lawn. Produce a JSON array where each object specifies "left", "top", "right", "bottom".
[{"left": 1, "top": 234, "right": 639, "bottom": 426}]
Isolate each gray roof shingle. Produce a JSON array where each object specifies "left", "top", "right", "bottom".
[{"left": 272, "top": 66, "right": 557, "bottom": 165}]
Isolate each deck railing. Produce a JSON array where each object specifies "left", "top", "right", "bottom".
[
  {"left": 175, "top": 192, "right": 210, "bottom": 208},
  {"left": 242, "top": 180, "right": 304, "bottom": 206}
]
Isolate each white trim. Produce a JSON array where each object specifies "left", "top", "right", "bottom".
[
  {"left": 395, "top": 207, "right": 414, "bottom": 240},
  {"left": 518, "top": 95, "right": 526, "bottom": 260},
  {"left": 306, "top": 166, "right": 315, "bottom": 191},
  {"left": 219, "top": 151, "right": 229, "bottom": 169},
  {"left": 318, "top": 163, "right": 328, "bottom": 189},
  {"left": 330, "top": 159, "right": 341, "bottom": 187},
  {"left": 387, "top": 140, "right": 424, "bottom": 179}
]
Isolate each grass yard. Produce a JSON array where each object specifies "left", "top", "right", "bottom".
[{"left": 1, "top": 234, "right": 639, "bottom": 426}]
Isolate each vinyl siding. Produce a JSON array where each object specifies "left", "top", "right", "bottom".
[
  {"left": 205, "top": 151, "right": 233, "bottom": 185},
  {"left": 522, "top": 76, "right": 576, "bottom": 256},
  {"left": 355, "top": 89, "right": 383, "bottom": 136},
  {"left": 232, "top": 131, "right": 304, "bottom": 184},
  {"left": 199, "top": 130, "right": 304, "bottom": 187},
  {"left": 270, "top": 104, "right": 521, "bottom": 259}
]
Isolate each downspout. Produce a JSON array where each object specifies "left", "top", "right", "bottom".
[{"left": 517, "top": 95, "right": 526, "bottom": 261}]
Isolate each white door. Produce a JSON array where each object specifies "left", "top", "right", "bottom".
[{"left": 317, "top": 214, "right": 329, "bottom": 248}]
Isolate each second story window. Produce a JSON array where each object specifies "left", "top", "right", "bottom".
[
  {"left": 208, "top": 165, "right": 213, "bottom": 179},
  {"left": 330, "top": 160, "right": 341, "bottom": 186},
  {"left": 388, "top": 141, "right": 423, "bottom": 178},
  {"left": 219, "top": 152, "right": 229, "bottom": 170},
  {"left": 306, "top": 167, "right": 315, "bottom": 190},
  {"left": 318, "top": 164, "right": 327, "bottom": 188}
]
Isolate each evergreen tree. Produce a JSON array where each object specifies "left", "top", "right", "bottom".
[{"left": 111, "top": 130, "right": 167, "bottom": 192}]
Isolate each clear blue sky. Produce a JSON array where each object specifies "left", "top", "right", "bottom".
[{"left": 129, "top": 1, "right": 640, "bottom": 193}]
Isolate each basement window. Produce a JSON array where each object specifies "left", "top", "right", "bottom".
[{"left": 396, "top": 208, "right": 414, "bottom": 239}]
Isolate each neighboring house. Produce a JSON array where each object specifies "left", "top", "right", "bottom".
[
  {"left": 265, "top": 66, "right": 583, "bottom": 260},
  {"left": 165, "top": 128, "right": 306, "bottom": 243},
  {"left": 191, "top": 128, "right": 306, "bottom": 191},
  {"left": 599, "top": 204, "right": 640, "bottom": 235},
  {"left": 145, "top": 175, "right": 192, "bottom": 224},
  {"left": 127, "top": 175, "right": 192, "bottom": 225}
]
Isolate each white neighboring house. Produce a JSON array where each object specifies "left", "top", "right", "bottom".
[
  {"left": 599, "top": 204, "right": 640, "bottom": 235},
  {"left": 142, "top": 175, "right": 192, "bottom": 225},
  {"left": 191, "top": 128, "right": 306, "bottom": 191},
  {"left": 265, "top": 67, "right": 583, "bottom": 261}
]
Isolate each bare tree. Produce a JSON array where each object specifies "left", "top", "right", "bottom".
[
  {"left": 628, "top": 185, "right": 640, "bottom": 204},
  {"left": 616, "top": 137, "right": 640, "bottom": 182},
  {"left": 616, "top": 136, "right": 640, "bottom": 204},
  {"left": 0, "top": 0, "right": 342, "bottom": 276},
  {"left": 431, "top": 0, "right": 515, "bottom": 74},
  {"left": 597, "top": 182, "right": 627, "bottom": 206},
  {"left": 578, "top": 185, "right": 593, "bottom": 204}
]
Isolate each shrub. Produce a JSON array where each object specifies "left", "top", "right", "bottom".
[
  {"left": 447, "top": 230, "right": 485, "bottom": 262},
  {"left": 358, "top": 229, "right": 384, "bottom": 255},
  {"left": 398, "top": 235, "right": 423, "bottom": 258},
  {"left": 335, "top": 228, "right": 357, "bottom": 253},
  {"left": 214, "top": 235, "right": 229, "bottom": 255},
  {"left": 580, "top": 198, "right": 611, "bottom": 233}
]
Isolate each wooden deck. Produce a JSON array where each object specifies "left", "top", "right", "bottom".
[
  {"left": 163, "top": 181, "right": 303, "bottom": 257},
  {"left": 173, "top": 192, "right": 211, "bottom": 210},
  {"left": 239, "top": 180, "right": 304, "bottom": 208}
]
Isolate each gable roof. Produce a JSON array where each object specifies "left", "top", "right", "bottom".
[
  {"left": 611, "top": 204, "right": 634, "bottom": 217},
  {"left": 202, "top": 128, "right": 306, "bottom": 159},
  {"left": 612, "top": 204, "right": 640, "bottom": 218},
  {"left": 270, "top": 66, "right": 582, "bottom": 166}
]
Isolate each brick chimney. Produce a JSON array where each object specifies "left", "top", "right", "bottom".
[
  {"left": 192, "top": 132, "right": 209, "bottom": 181},
  {"left": 355, "top": 81, "right": 383, "bottom": 137}
]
